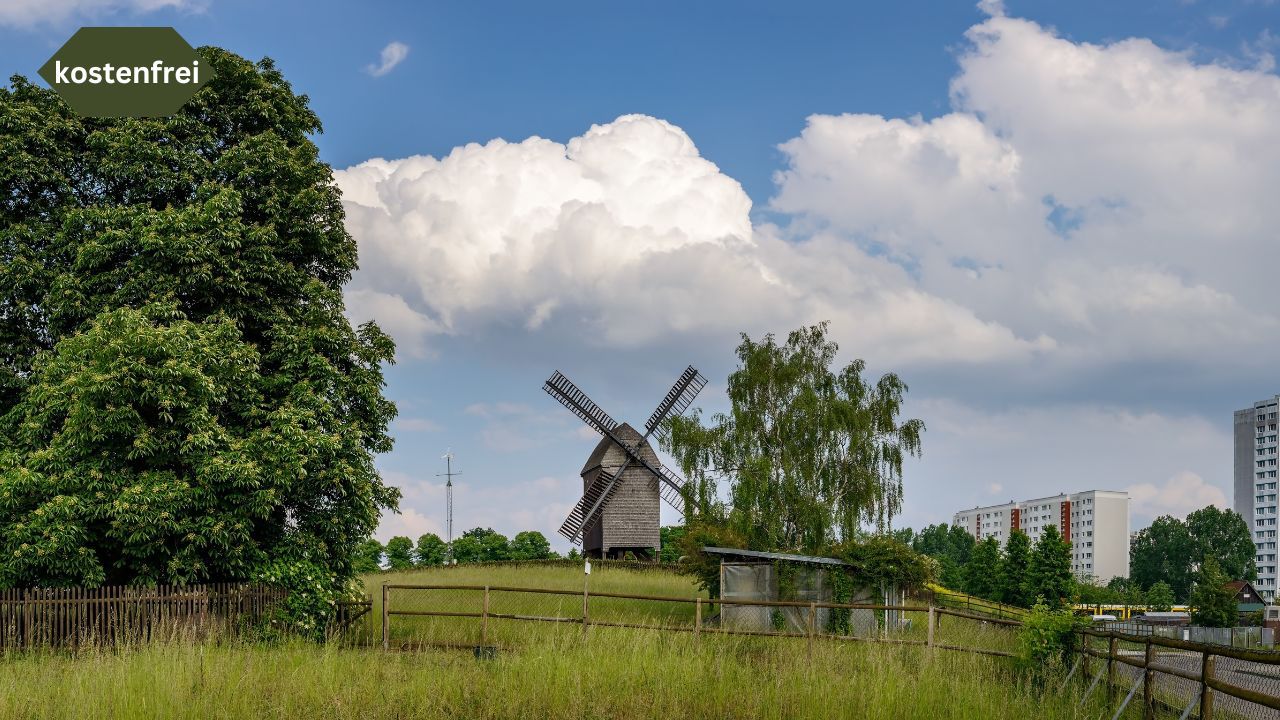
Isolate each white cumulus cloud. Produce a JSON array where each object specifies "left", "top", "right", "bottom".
[
  {"left": 771, "top": 14, "right": 1280, "bottom": 371},
  {"left": 337, "top": 114, "right": 1047, "bottom": 368}
]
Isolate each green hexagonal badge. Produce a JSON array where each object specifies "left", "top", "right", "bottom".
[{"left": 38, "top": 27, "right": 214, "bottom": 118}]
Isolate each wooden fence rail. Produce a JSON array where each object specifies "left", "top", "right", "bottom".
[
  {"left": 380, "top": 582, "right": 1022, "bottom": 658},
  {"left": 1077, "top": 627, "right": 1280, "bottom": 720},
  {"left": 0, "top": 583, "right": 285, "bottom": 649}
]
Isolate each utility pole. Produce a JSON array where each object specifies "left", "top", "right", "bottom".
[{"left": 438, "top": 451, "right": 460, "bottom": 563}]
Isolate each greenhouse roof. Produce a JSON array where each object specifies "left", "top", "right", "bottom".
[{"left": 701, "top": 546, "right": 848, "bottom": 566}]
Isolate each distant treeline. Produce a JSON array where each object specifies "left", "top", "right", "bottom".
[{"left": 354, "top": 528, "right": 566, "bottom": 571}]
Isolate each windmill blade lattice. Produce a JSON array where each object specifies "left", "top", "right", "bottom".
[
  {"left": 645, "top": 365, "right": 707, "bottom": 436},
  {"left": 543, "top": 371, "right": 620, "bottom": 438}
]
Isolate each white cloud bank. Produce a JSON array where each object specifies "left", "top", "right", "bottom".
[
  {"left": 366, "top": 41, "right": 410, "bottom": 78},
  {"left": 341, "top": 14, "right": 1280, "bottom": 380},
  {"left": 1127, "top": 472, "right": 1228, "bottom": 524},
  {"left": 0, "top": 0, "right": 194, "bottom": 27},
  {"left": 772, "top": 14, "right": 1280, "bottom": 369},
  {"left": 337, "top": 115, "right": 1049, "bottom": 368}
]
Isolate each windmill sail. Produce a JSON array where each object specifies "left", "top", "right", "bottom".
[
  {"left": 644, "top": 365, "right": 707, "bottom": 436},
  {"left": 543, "top": 371, "right": 620, "bottom": 438},
  {"left": 559, "top": 460, "right": 629, "bottom": 543},
  {"left": 655, "top": 464, "right": 693, "bottom": 517}
]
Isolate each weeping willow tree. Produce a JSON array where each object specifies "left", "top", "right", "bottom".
[{"left": 663, "top": 323, "right": 923, "bottom": 553}]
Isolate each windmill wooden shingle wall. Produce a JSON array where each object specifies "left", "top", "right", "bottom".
[{"left": 580, "top": 423, "right": 660, "bottom": 558}]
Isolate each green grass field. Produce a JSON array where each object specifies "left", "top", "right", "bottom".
[
  {"left": 0, "top": 563, "right": 1106, "bottom": 719},
  {"left": 1, "top": 630, "right": 1116, "bottom": 720}
]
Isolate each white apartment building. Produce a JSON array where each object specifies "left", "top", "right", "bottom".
[
  {"left": 952, "top": 490, "right": 1130, "bottom": 583},
  {"left": 1234, "top": 395, "right": 1279, "bottom": 601}
]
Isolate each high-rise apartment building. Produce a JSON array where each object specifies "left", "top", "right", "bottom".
[
  {"left": 952, "top": 490, "right": 1130, "bottom": 583},
  {"left": 1234, "top": 395, "right": 1280, "bottom": 601}
]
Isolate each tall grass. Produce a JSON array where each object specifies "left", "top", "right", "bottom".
[
  {"left": 0, "top": 564, "right": 1094, "bottom": 718},
  {"left": 0, "top": 630, "right": 1112, "bottom": 719}
]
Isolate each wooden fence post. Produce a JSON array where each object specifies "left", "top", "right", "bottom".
[
  {"left": 380, "top": 583, "right": 389, "bottom": 652},
  {"left": 22, "top": 588, "right": 30, "bottom": 650},
  {"left": 694, "top": 598, "right": 702, "bottom": 646},
  {"left": 807, "top": 602, "right": 816, "bottom": 662},
  {"left": 927, "top": 606, "right": 936, "bottom": 649},
  {"left": 1082, "top": 633, "right": 1091, "bottom": 682},
  {"left": 1143, "top": 639, "right": 1155, "bottom": 720},
  {"left": 1107, "top": 636, "right": 1118, "bottom": 702},
  {"left": 481, "top": 585, "right": 490, "bottom": 648},
  {"left": 1200, "top": 653, "right": 1215, "bottom": 720},
  {"left": 581, "top": 580, "right": 589, "bottom": 639}
]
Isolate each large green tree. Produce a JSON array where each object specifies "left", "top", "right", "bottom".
[
  {"left": 964, "top": 536, "right": 1001, "bottom": 601},
  {"left": 0, "top": 51, "right": 399, "bottom": 616},
  {"left": 997, "top": 530, "right": 1033, "bottom": 608},
  {"left": 663, "top": 323, "right": 923, "bottom": 552},
  {"left": 1130, "top": 516, "right": 1196, "bottom": 601},
  {"left": 509, "top": 531, "right": 553, "bottom": 561},
  {"left": 1190, "top": 557, "right": 1236, "bottom": 628},
  {"left": 1185, "top": 506, "right": 1256, "bottom": 582},
  {"left": 912, "top": 523, "right": 975, "bottom": 590},
  {"left": 452, "top": 528, "right": 510, "bottom": 564},
  {"left": 1130, "top": 508, "right": 1254, "bottom": 603},
  {"left": 413, "top": 533, "right": 448, "bottom": 567},
  {"left": 384, "top": 537, "right": 414, "bottom": 571},
  {"left": 1027, "top": 525, "right": 1073, "bottom": 610}
]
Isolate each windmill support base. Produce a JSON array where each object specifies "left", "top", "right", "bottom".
[{"left": 588, "top": 547, "right": 654, "bottom": 561}]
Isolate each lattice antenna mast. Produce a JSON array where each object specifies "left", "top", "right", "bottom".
[{"left": 437, "top": 451, "right": 461, "bottom": 563}]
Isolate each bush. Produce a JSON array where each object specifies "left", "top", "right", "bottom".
[
  {"left": 1017, "top": 601, "right": 1084, "bottom": 677},
  {"left": 675, "top": 522, "right": 747, "bottom": 597},
  {"left": 832, "top": 535, "right": 933, "bottom": 591}
]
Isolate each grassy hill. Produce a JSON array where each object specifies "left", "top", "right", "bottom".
[
  {"left": 359, "top": 560, "right": 709, "bottom": 647},
  {"left": 361, "top": 559, "right": 704, "bottom": 597}
]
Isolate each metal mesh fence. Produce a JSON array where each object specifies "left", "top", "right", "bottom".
[
  {"left": 379, "top": 582, "right": 1020, "bottom": 662},
  {"left": 1077, "top": 630, "right": 1280, "bottom": 720},
  {"left": 1105, "top": 621, "right": 1276, "bottom": 650}
]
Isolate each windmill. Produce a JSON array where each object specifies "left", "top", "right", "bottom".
[{"left": 543, "top": 365, "right": 707, "bottom": 559}]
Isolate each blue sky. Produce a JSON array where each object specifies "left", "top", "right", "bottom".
[{"left": 4, "top": 0, "right": 1280, "bottom": 551}]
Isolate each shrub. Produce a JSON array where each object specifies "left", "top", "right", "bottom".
[{"left": 1017, "top": 601, "right": 1083, "bottom": 677}]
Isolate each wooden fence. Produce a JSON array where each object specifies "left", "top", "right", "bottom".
[
  {"left": 0, "top": 583, "right": 285, "bottom": 648},
  {"left": 379, "top": 582, "right": 1023, "bottom": 658},
  {"left": 921, "top": 584, "right": 1030, "bottom": 622},
  {"left": 1074, "top": 627, "right": 1280, "bottom": 720}
]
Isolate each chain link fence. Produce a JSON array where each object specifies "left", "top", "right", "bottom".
[
  {"left": 1104, "top": 621, "right": 1275, "bottom": 650},
  {"left": 376, "top": 582, "right": 1021, "bottom": 662},
  {"left": 1075, "top": 628, "right": 1280, "bottom": 719}
]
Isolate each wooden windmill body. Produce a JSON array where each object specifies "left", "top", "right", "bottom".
[
  {"left": 579, "top": 423, "right": 660, "bottom": 558},
  {"left": 543, "top": 366, "right": 706, "bottom": 559}
]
